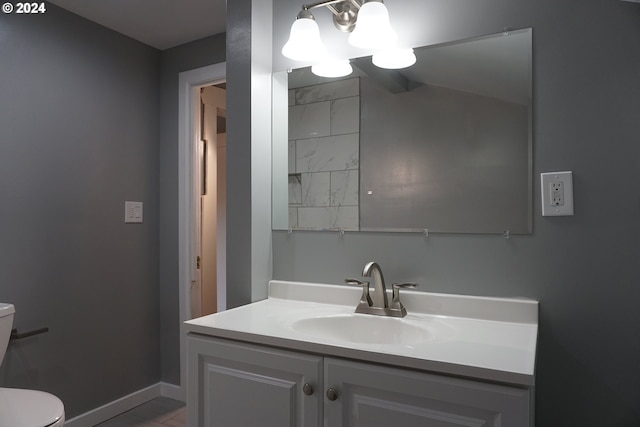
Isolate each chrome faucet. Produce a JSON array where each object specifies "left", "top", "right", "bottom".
[
  {"left": 363, "top": 262, "right": 388, "bottom": 310},
  {"left": 346, "top": 262, "right": 417, "bottom": 318}
]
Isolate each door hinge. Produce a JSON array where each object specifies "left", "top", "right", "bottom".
[{"left": 196, "top": 256, "right": 201, "bottom": 269}]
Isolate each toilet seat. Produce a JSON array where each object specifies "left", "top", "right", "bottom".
[{"left": 0, "top": 387, "right": 65, "bottom": 427}]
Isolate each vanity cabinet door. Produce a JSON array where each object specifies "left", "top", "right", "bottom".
[
  {"left": 187, "top": 335, "right": 323, "bottom": 427},
  {"left": 324, "top": 358, "right": 531, "bottom": 427}
]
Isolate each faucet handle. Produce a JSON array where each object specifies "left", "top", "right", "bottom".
[
  {"left": 345, "top": 278, "right": 373, "bottom": 307},
  {"left": 390, "top": 283, "right": 418, "bottom": 317},
  {"left": 392, "top": 282, "right": 418, "bottom": 291}
]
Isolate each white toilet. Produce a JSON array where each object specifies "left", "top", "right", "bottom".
[{"left": 0, "top": 303, "right": 65, "bottom": 427}]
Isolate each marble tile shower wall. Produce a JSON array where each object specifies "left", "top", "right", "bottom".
[{"left": 288, "top": 77, "right": 360, "bottom": 230}]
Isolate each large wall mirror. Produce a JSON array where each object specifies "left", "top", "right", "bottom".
[{"left": 272, "top": 28, "right": 533, "bottom": 234}]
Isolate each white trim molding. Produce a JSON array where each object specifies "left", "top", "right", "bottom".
[
  {"left": 64, "top": 382, "right": 182, "bottom": 427},
  {"left": 160, "top": 382, "right": 184, "bottom": 402}
]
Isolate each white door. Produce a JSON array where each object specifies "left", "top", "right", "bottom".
[{"left": 200, "top": 85, "right": 227, "bottom": 316}]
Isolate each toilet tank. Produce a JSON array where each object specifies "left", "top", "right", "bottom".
[{"left": 0, "top": 303, "right": 15, "bottom": 365}]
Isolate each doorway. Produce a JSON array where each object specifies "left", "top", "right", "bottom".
[
  {"left": 177, "top": 62, "right": 226, "bottom": 399},
  {"left": 195, "top": 84, "right": 227, "bottom": 317}
]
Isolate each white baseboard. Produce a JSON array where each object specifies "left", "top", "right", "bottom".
[
  {"left": 65, "top": 382, "right": 183, "bottom": 427},
  {"left": 161, "top": 382, "right": 185, "bottom": 402}
]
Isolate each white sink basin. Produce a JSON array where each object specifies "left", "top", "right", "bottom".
[
  {"left": 291, "top": 314, "right": 445, "bottom": 345},
  {"left": 185, "top": 280, "right": 539, "bottom": 385}
]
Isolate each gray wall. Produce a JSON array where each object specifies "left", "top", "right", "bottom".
[
  {"left": 226, "top": 0, "right": 254, "bottom": 309},
  {"left": 0, "top": 6, "right": 161, "bottom": 417},
  {"left": 223, "top": 0, "right": 273, "bottom": 307},
  {"left": 271, "top": 0, "right": 640, "bottom": 425},
  {"left": 158, "top": 33, "right": 226, "bottom": 386}
]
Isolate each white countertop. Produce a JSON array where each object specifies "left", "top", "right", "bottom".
[{"left": 185, "top": 280, "right": 538, "bottom": 386}]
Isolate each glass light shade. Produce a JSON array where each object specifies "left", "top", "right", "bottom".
[
  {"left": 282, "top": 17, "right": 327, "bottom": 62},
  {"left": 348, "top": 2, "right": 397, "bottom": 49},
  {"left": 372, "top": 48, "right": 417, "bottom": 69},
  {"left": 311, "top": 60, "right": 353, "bottom": 78}
]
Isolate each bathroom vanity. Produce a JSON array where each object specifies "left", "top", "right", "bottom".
[{"left": 185, "top": 281, "right": 538, "bottom": 426}]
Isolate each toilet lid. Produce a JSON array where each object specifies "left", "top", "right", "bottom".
[{"left": 0, "top": 388, "right": 64, "bottom": 427}]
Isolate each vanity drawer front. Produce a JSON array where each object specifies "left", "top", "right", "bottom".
[
  {"left": 324, "top": 357, "right": 531, "bottom": 427},
  {"left": 187, "top": 335, "right": 323, "bottom": 427}
]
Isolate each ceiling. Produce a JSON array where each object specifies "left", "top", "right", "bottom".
[{"left": 47, "top": 0, "right": 227, "bottom": 50}]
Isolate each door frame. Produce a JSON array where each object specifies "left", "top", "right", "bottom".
[{"left": 178, "top": 62, "right": 226, "bottom": 398}]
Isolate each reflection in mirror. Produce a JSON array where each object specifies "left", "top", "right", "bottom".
[{"left": 273, "top": 28, "right": 533, "bottom": 234}]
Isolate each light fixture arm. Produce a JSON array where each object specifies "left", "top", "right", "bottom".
[
  {"left": 302, "top": 0, "right": 361, "bottom": 12},
  {"left": 299, "top": 0, "right": 369, "bottom": 32}
]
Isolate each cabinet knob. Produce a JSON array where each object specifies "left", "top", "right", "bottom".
[
  {"left": 303, "top": 383, "right": 314, "bottom": 396},
  {"left": 326, "top": 388, "right": 338, "bottom": 401}
]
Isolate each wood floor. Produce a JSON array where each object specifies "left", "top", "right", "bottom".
[{"left": 96, "top": 397, "right": 186, "bottom": 427}]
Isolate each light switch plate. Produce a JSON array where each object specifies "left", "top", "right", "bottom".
[
  {"left": 125, "top": 201, "right": 143, "bottom": 223},
  {"left": 541, "top": 172, "right": 574, "bottom": 216}
]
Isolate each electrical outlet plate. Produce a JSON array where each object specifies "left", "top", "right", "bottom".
[{"left": 541, "top": 172, "right": 574, "bottom": 216}]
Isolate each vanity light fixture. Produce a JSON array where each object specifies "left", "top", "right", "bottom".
[
  {"left": 282, "top": 0, "right": 403, "bottom": 77},
  {"left": 347, "top": 0, "right": 397, "bottom": 49},
  {"left": 281, "top": 9, "right": 328, "bottom": 62},
  {"left": 311, "top": 59, "right": 354, "bottom": 78},
  {"left": 372, "top": 47, "right": 417, "bottom": 69}
]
